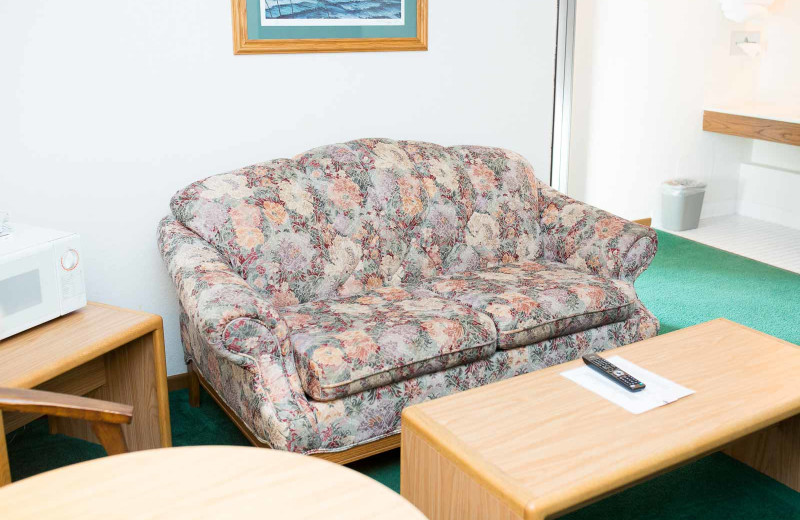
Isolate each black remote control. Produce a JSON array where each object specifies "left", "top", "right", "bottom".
[{"left": 582, "top": 354, "right": 646, "bottom": 392}]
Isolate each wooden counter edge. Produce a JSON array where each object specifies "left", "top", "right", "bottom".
[{"left": 703, "top": 110, "right": 800, "bottom": 146}]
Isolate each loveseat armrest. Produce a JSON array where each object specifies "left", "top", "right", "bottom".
[
  {"left": 157, "top": 217, "right": 288, "bottom": 355},
  {"left": 157, "top": 216, "right": 319, "bottom": 451},
  {"left": 538, "top": 186, "right": 658, "bottom": 283}
]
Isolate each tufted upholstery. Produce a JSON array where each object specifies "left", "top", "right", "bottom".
[
  {"left": 282, "top": 286, "right": 497, "bottom": 402},
  {"left": 170, "top": 139, "right": 541, "bottom": 308},
  {"left": 159, "top": 138, "right": 660, "bottom": 454},
  {"left": 425, "top": 260, "right": 638, "bottom": 349}
]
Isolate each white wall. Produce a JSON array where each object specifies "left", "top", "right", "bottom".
[
  {"left": 738, "top": 148, "right": 800, "bottom": 231},
  {"left": 569, "top": 0, "right": 799, "bottom": 227},
  {"left": 736, "top": 0, "right": 800, "bottom": 229},
  {"left": 757, "top": 0, "right": 800, "bottom": 107},
  {"left": 738, "top": 160, "right": 800, "bottom": 227},
  {"left": 569, "top": 0, "right": 757, "bottom": 222},
  {"left": 0, "top": 1, "right": 558, "bottom": 374}
]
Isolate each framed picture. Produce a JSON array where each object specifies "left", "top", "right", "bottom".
[{"left": 231, "top": 0, "right": 428, "bottom": 54}]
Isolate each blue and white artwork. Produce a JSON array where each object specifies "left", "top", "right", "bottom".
[{"left": 260, "top": 0, "right": 405, "bottom": 26}]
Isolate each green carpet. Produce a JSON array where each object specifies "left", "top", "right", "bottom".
[
  {"left": 636, "top": 231, "right": 800, "bottom": 343},
  {"left": 6, "top": 230, "right": 800, "bottom": 518}
]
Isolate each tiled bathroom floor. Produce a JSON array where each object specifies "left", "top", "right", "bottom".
[{"left": 660, "top": 215, "right": 800, "bottom": 274}]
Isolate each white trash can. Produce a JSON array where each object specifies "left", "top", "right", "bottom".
[{"left": 660, "top": 179, "right": 707, "bottom": 231}]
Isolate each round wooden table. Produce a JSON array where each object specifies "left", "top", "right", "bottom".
[{"left": 0, "top": 446, "right": 427, "bottom": 519}]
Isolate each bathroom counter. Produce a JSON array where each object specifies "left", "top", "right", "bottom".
[{"left": 703, "top": 103, "right": 800, "bottom": 146}]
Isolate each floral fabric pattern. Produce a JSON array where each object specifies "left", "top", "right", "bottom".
[
  {"left": 394, "top": 143, "right": 543, "bottom": 284},
  {"left": 426, "top": 259, "right": 637, "bottom": 349},
  {"left": 307, "top": 303, "right": 658, "bottom": 453},
  {"left": 538, "top": 185, "right": 658, "bottom": 283},
  {"left": 282, "top": 286, "right": 497, "bottom": 401},
  {"left": 169, "top": 139, "right": 541, "bottom": 307},
  {"left": 186, "top": 301, "right": 659, "bottom": 453},
  {"left": 158, "top": 138, "right": 661, "bottom": 455},
  {"left": 159, "top": 217, "right": 320, "bottom": 452}
]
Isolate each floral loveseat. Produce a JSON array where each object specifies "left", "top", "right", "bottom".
[{"left": 158, "top": 138, "right": 659, "bottom": 458}]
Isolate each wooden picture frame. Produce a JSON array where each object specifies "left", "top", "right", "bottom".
[{"left": 231, "top": 0, "right": 428, "bottom": 55}]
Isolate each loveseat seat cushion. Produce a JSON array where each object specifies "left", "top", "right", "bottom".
[
  {"left": 281, "top": 286, "right": 497, "bottom": 402},
  {"left": 426, "top": 260, "right": 638, "bottom": 349}
]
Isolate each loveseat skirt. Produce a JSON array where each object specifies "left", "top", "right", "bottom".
[{"left": 180, "top": 302, "right": 659, "bottom": 455}]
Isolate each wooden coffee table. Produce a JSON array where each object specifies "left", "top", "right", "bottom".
[{"left": 401, "top": 319, "right": 800, "bottom": 520}]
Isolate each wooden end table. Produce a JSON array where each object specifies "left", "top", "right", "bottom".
[
  {"left": 0, "top": 302, "right": 171, "bottom": 485},
  {"left": 401, "top": 319, "right": 800, "bottom": 520},
  {"left": 0, "top": 446, "right": 426, "bottom": 519}
]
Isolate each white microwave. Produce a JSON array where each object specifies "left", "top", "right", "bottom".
[{"left": 0, "top": 223, "right": 87, "bottom": 340}]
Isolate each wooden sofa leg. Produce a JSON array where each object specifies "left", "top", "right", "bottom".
[{"left": 188, "top": 364, "right": 200, "bottom": 408}]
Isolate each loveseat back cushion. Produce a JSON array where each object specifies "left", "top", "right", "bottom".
[
  {"left": 280, "top": 286, "right": 497, "bottom": 401},
  {"left": 425, "top": 260, "right": 638, "bottom": 349},
  {"left": 394, "top": 143, "right": 543, "bottom": 284},
  {"left": 170, "top": 139, "right": 541, "bottom": 307}
]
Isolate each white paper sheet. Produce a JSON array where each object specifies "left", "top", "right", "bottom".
[{"left": 561, "top": 356, "right": 695, "bottom": 414}]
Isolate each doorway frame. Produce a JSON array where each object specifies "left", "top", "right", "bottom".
[{"left": 551, "top": 0, "right": 577, "bottom": 191}]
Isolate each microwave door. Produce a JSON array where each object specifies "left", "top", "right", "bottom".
[{"left": 0, "top": 243, "right": 60, "bottom": 339}]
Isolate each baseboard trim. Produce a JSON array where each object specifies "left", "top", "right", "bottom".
[
  {"left": 633, "top": 218, "right": 652, "bottom": 227},
  {"left": 167, "top": 372, "right": 190, "bottom": 392}
]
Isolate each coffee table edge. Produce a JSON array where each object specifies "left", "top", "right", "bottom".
[{"left": 401, "top": 405, "right": 537, "bottom": 517}]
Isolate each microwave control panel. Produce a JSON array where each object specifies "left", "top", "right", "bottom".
[{"left": 54, "top": 235, "right": 86, "bottom": 313}]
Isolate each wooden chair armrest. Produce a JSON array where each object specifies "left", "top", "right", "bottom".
[{"left": 0, "top": 387, "right": 133, "bottom": 425}]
